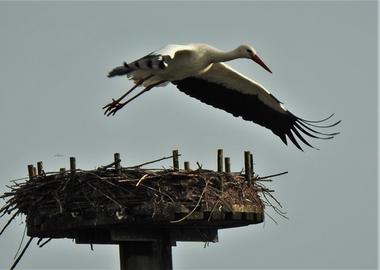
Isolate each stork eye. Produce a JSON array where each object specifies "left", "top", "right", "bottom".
[{"left": 246, "top": 49, "right": 253, "bottom": 53}]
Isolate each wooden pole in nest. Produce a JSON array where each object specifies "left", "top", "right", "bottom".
[
  {"left": 27, "top": 165, "right": 34, "bottom": 180},
  {"left": 244, "top": 151, "right": 252, "bottom": 185},
  {"left": 224, "top": 157, "right": 231, "bottom": 173},
  {"left": 217, "top": 149, "right": 224, "bottom": 192},
  {"left": 70, "top": 157, "right": 76, "bottom": 175},
  {"left": 114, "top": 153, "right": 121, "bottom": 174},
  {"left": 250, "top": 153, "right": 254, "bottom": 176},
  {"left": 37, "top": 161, "right": 43, "bottom": 176},
  {"left": 184, "top": 161, "right": 190, "bottom": 171},
  {"left": 217, "top": 149, "right": 223, "bottom": 173},
  {"left": 172, "top": 150, "right": 179, "bottom": 171}
]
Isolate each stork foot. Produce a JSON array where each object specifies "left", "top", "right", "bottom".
[{"left": 103, "top": 99, "right": 124, "bottom": 116}]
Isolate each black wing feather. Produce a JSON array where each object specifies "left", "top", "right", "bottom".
[{"left": 172, "top": 77, "right": 339, "bottom": 150}]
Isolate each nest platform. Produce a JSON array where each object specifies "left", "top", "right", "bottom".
[{"left": 1, "top": 150, "right": 285, "bottom": 270}]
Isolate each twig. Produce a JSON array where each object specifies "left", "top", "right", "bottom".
[
  {"left": 37, "top": 238, "right": 43, "bottom": 246},
  {"left": 264, "top": 190, "right": 283, "bottom": 208},
  {"left": 263, "top": 210, "right": 278, "bottom": 225},
  {"left": 98, "top": 160, "right": 118, "bottom": 170},
  {"left": 38, "top": 238, "right": 52, "bottom": 248},
  {"left": 0, "top": 211, "right": 19, "bottom": 236},
  {"left": 257, "top": 171, "right": 288, "bottom": 180},
  {"left": 10, "top": 237, "right": 33, "bottom": 270},
  {"left": 170, "top": 179, "right": 210, "bottom": 223},
  {"left": 261, "top": 192, "right": 288, "bottom": 220},
  {"left": 14, "top": 225, "right": 27, "bottom": 259},
  {"left": 207, "top": 200, "right": 221, "bottom": 221},
  {"left": 139, "top": 184, "right": 174, "bottom": 202},
  {"left": 136, "top": 174, "right": 149, "bottom": 187},
  {"left": 86, "top": 182, "right": 124, "bottom": 209},
  {"left": 128, "top": 154, "right": 181, "bottom": 169}
]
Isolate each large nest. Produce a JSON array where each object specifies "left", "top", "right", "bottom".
[
  {"left": 0, "top": 154, "right": 287, "bottom": 269},
  {"left": 1, "top": 155, "right": 286, "bottom": 236},
  {"left": 3, "top": 168, "right": 264, "bottom": 228}
]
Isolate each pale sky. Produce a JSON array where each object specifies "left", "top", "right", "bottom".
[{"left": 0, "top": 1, "right": 378, "bottom": 269}]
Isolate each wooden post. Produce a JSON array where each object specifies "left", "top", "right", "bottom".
[
  {"left": 184, "top": 161, "right": 190, "bottom": 171},
  {"left": 217, "top": 149, "right": 224, "bottom": 192},
  {"left": 244, "top": 151, "right": 252, "bottom": 185},
  {"left": 70, "top": 157, "right": 76, "bottom": 175},
  {"left": 250, "top": 153, "right": 254, "bottom": 177},
  {"left": 217, "top": 149, "right": 223, "bottom": 173},
  {"left": 114, "top": 153, "right": 121, "bottom": 174},
  {"left": 32, "top": 167, "right": 37, "bottom": 178},
  {"left": 172, "top": 150, "right": 179, "bottom": 171},
  {"left": 119, "top": 233, "right": 172, "bottom": 270},
  {"left": 27, "top": 165, "right": 34, "bottom": 180},
  {"left": 37, "top": 161, "right": 43, "bottom": 176},
  {"left": 224, "top": 157, "right": 231, "bottom": 173}
]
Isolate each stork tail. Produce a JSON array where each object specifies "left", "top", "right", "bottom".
[{"left": 108, "top": 64, "right": 131, "bottom": 77}]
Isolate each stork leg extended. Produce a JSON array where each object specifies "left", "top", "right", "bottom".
[
  {"left": 103, "top": 75, "right": 154, "bottom": 115},
  {"left": 105, "top": 80, "right": 167, "bottom": 116}
]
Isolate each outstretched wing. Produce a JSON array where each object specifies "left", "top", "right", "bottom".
[
  {"left": 108, "top": 44, "right": 192, "bottom": 78},
  {"left": 172, "top": 63, "right": 340, "bottom": 150}
]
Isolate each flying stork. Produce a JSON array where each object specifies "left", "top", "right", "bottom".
[{"left": 104, "top": 43, "right": 340, "bottom": 150}]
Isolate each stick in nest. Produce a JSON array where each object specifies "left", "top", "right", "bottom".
[
  {"left": 170, "top": 179, "right": 210, "bottom": 223},
  {"left": 136, "top": 174, "right": 149, "bottom": 187},
  {"left": 128, "top": 154, "right": 181, "bottom": 169}
]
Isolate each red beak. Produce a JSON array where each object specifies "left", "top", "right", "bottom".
[{"left": 252, "top": 54, "right": 272, "bottom": 73}]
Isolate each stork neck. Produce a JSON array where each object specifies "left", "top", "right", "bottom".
[{"left": 209, "top": 48, "right": 240, "bottom": 63}]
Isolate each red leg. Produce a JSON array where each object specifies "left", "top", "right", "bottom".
[
  {"left": 103, "top": 75, "right": 154, "bottom": 115},
  {"left": 106, "top": 80, "right": 167, "bottom": 116}
]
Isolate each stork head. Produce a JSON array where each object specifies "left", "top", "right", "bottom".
[{"left": 237, "top": 44, "right": 272, "bottom": 74}]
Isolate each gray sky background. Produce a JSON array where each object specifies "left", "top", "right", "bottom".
[{"left": 0, "top": 1, "right": 378, "bottom": 269}]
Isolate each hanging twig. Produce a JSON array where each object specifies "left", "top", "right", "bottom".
[
  {"left": 0, "top": 211, "right": 19, "bottom": 236},
  {"left": 263, "top": 210, "right": 278, "bottom": 225},
  {"left": 14, "top": 225, "right": 27, "bottom": 259},
  {"left": 38, "top": 238, "right": 52, "bottom": 248},
  {"left": 10, "top": 237, "right": 33, "bottom": 270}
]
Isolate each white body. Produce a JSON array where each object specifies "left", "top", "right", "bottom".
[
  {"left": 127, "top": 43, "right": 285, "bottom": 113},
  {"left": 107, "top": 43, "right": 339, "bottom": 150}
]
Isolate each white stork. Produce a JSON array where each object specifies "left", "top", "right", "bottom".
[{"left": 104, "top": 43, "right": 340, "bottom": 150}]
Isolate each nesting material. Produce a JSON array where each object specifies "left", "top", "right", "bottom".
[
  {"left": 3, "top": 167, "right": 267, "bottom": 233},
  {"left": 0, "top": 152, "right": 286, "bottom": 269}
]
